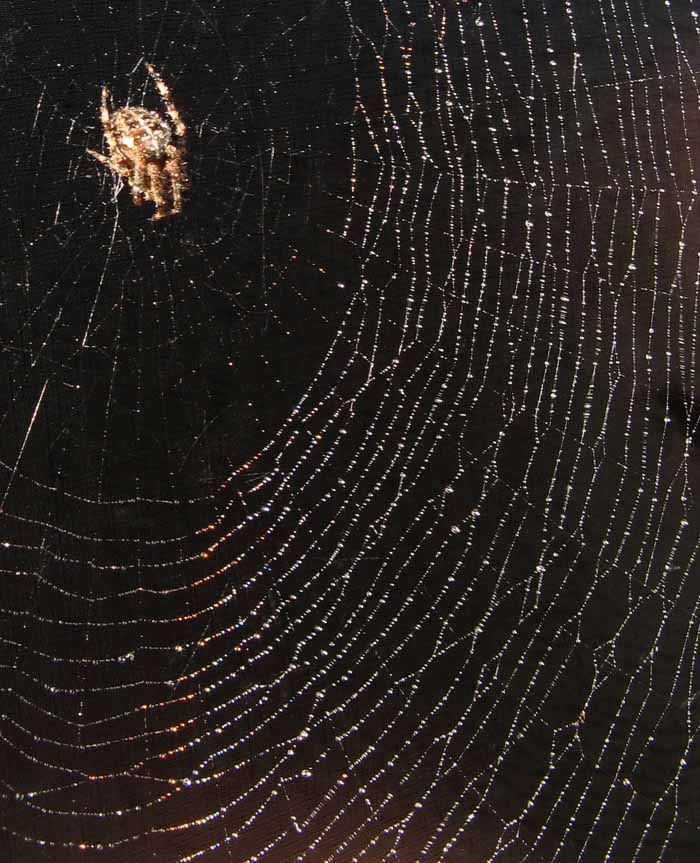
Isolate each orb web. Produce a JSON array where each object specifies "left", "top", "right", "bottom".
[{"left": 0, "top": 1, "right": 698, "bottom": 862}]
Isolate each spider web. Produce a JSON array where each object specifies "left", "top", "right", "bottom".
[{"left": 0, "top": 0, "right": 699, "bottom": 861}]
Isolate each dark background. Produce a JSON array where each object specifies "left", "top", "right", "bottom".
[{"left": 0, "top": 1, "right": 698, "bottom": 860}]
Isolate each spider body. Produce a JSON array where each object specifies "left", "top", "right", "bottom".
[
  {"left": 88, "top": 63, "right": 188, "bottom": 220},
  {"left": 111, "top": 107, "right": 173, "bottom": 159}
]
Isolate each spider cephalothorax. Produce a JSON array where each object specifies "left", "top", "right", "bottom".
[{"left": 88, "top": 63, "right": 188, "bottom": 220}]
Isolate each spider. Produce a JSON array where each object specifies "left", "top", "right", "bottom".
[{"left": 88, "top": 63, "right": 188, "bottom": 220}]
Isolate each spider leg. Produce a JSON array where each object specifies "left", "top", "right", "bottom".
[
  {"left": 145, "top": 63, "right": 186, "bottom": 141},
  {"left": 166, "top": 144, "right": 189, "bottom": 188},
  {"left": 164, "top": 144, "right": 188, "bottom": 216},
  {"left": 88, "top": 149, "right": 131, "bottom": 181},
  {"left": 99, "top": 86, "right": 118, "bottom": 155},
  {"left": 87, "top": 149, "right": 114, "bottom": 168},
  {"left": 87, "top": 86, "right": 117, "bottom": 167},
  {"left": 88, "top": 149, "right": 134, "bottom": 211},
  {"left": 129, "top": 156, "right": 149, "bottom": 208},
  {"left": 169, "top": 178, "right": 182, "bottom": 217},
  {"left": 146, "top": 160, "right": 169, "bottom": 220}
]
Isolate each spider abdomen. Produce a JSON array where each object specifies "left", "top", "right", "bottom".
[{"left": 112, "top": 107, "right": 172, "bottom": 159}]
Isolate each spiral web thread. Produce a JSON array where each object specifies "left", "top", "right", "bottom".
[{"left": 0, "top": 1, "right": 699, "bottom": 861}]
